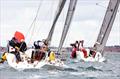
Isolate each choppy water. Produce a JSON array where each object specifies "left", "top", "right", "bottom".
[{"left": 0, "top": 52, "right": 120, "bottom": 79}]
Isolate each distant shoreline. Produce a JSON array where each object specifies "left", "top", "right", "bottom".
[
  {"left": 103, "top": 45, "right": 120, "bottom": 52},
  {"left": 0, "top": 45, "right": 120, "bottom": 53}
]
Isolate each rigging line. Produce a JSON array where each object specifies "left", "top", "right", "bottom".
[
  {"left": 96, "top": 2, "right": 120, "bottom": 12},
  {"left": 26, "top": 0, "right": 43, "bottom": 45},
  {"left": 36, "top": 0, "right": 55, "bottom": 39},
  {"left": 25, "top": 0, "right": 43, "bottom": 39},
  {"left": 96, "top": 3, "right": 106, "bottom": 9},
  {"left": 28, "top": 1, "right": 43, "bottom": 41},
  {"left": 28, "top": 22, "right": 36, "bottom": 45},
  {"left": 118, "top": 6, "right": 120, "bottom": 45},
  {"left": 118, "top": 9, "right": 120, "bottom": 45}
]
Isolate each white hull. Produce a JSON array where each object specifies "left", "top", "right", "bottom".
[
  {"left": 5, "top": 49, "right": 67, "bottom": 70},
  {"left": 76, "top": 49, "right": 106, "bottom": 62}
]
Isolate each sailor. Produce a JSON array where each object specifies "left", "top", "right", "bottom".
[
  {"left": 70, "top": 43, "right": 77, "bottom": 59},
  {"left": 42, "top": 39, "right": 49, "bottom": 46},
  {"left": 42, "top": 39, "right": 49, "bottom": 52},
  {"left": 34, "top": 40, "right": 48, "bottom": 51},
  {"left": 33, "top": 40, "right": 42, "bottom": 49},
  {"left": 31, "top": 40, "right": 47, "bottom": 63},
  {"left": 8, "top": 31, "right": 27, "bottom": 62},
  {"left": 0, "top": 52, "right": 7, "bottom": 63},
  {"left": 89, "top": 49, "right": 96, "bottom": 58},
  {"left": 47, "top": 49, "right": 56, "bottom": 63},
  {"left": 75, "top": 41, "right": 79, "bottom": 50},
  {"left": 79, "top": 40, "right": 88, "bottom": 58}
]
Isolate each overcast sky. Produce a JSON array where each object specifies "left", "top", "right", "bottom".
[{"left": 0, "top": 0, "right": 120, "bottom": 47}]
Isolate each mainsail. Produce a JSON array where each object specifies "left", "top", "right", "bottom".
[
  {"left": 46, "top": 0, "right": 66, "bottom": 45},
  {"left": 57, "top": 0, "right": 77, "bottom": 53},
  {"left": 93, "top": 0, "right": 120, "bottom": 54}
]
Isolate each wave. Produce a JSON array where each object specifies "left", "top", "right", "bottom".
[
  {"left": 77, "top": 66, "right": 103, "bottom": 72},
  {"left": 0, "top": 65, "right": 5, "bottom": 70},
  {"left": 23, "top": 68, "right": 42, "bottom": 72},
  {"left": 0, "top": 63, "right": 9, "bottom": 70},
  {"left": 0, "top": 64, "right": 17, "bottom": 72},
  {"left": 63, "top": 67, "right": 78, "bottom": 72},
  {"left": 85, "top": 77, "right": 97, "bottom": 79},
  {"left": 86, "top": 66, "right": 103, "bottom": 71}
]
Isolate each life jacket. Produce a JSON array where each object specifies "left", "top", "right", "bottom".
[
  {"left": 71, "top": 47, "right": 77, "bottom": 58},
  {"left": 8, "top": 38, "right": 27, "bottom": 53},
  {"left": 49, "top": 51, "right": 55, "bottom": 61},
  {"left": 19, "top": 42, "right": 27, "bottom": 52},
  {"left": 1, "top": 52, "right": 7, "bottom": 61}
]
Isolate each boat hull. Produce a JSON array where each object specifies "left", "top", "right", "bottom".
[
  {"left": 76, "top": 49, "right": 106, "bottom": 62},
  {"left": 5, "top": 50, "right": 67, "bottom": 70}
]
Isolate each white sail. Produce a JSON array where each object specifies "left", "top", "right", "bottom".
[
  {"left": 93, "top": 0, "right": 120, "bottom": 54},
  {"left": 46, "top": 0, "right": 66, "bottom": 45},
  {"left": 58, "top": 0, "right": 78, "bottom": 54}
]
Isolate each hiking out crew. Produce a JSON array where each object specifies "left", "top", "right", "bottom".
[{"left": 8, "top": 31, "right": 27, "bottom": 62}]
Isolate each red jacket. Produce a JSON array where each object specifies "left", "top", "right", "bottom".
[{"left": 71, "top": 47, "right": 77, "bottom": 58}]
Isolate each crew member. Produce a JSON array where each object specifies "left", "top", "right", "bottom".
[
  {"left": 0, "top": 52, "right": 7, "bottom": 63},
  {"left": 70, "top": 43, "right": 77, "bottom": 59},
  {"left": 8, "top": 31, "right": 27, "bottom": 62}
]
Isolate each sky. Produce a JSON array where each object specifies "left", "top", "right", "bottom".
[{"left": 0, "top": 0, "right": 120, "bottom": 47}]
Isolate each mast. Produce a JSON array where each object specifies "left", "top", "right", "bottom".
[
  {"left": 93, "top": 0, "right": 120, "bottom": 54},
  {"left": 46, "top": 0, "right": 66, "bottom": 45},
  {"left": 57, "top": 0, "right": 77, "bottom": 54}
]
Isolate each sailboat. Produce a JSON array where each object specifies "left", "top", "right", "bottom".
[
  {"left": 76, "top": 0, "right": 119, "bottom": 62},
  {"left": 57, "top": 0, "right": 119, "bottom": 62},
  {"left": 4, "top": 0, "right": 68, "bottom": 70},
  {"left": 58, "top": 0, "right": 77, "bottom": 54},
  {"left": 5, "top": 51, "right": 67, "bottom": 70}
]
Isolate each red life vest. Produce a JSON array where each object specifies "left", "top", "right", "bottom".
[
  {"left": 71, "top": 48, "right": 77, "bottom": 58},
  {"left": 80, "top": 48, "right": 88, "bottom": 58}
]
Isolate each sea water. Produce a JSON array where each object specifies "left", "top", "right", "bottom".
[{"left": 0, "top": 52, "right": 120, "bottom": 79}]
